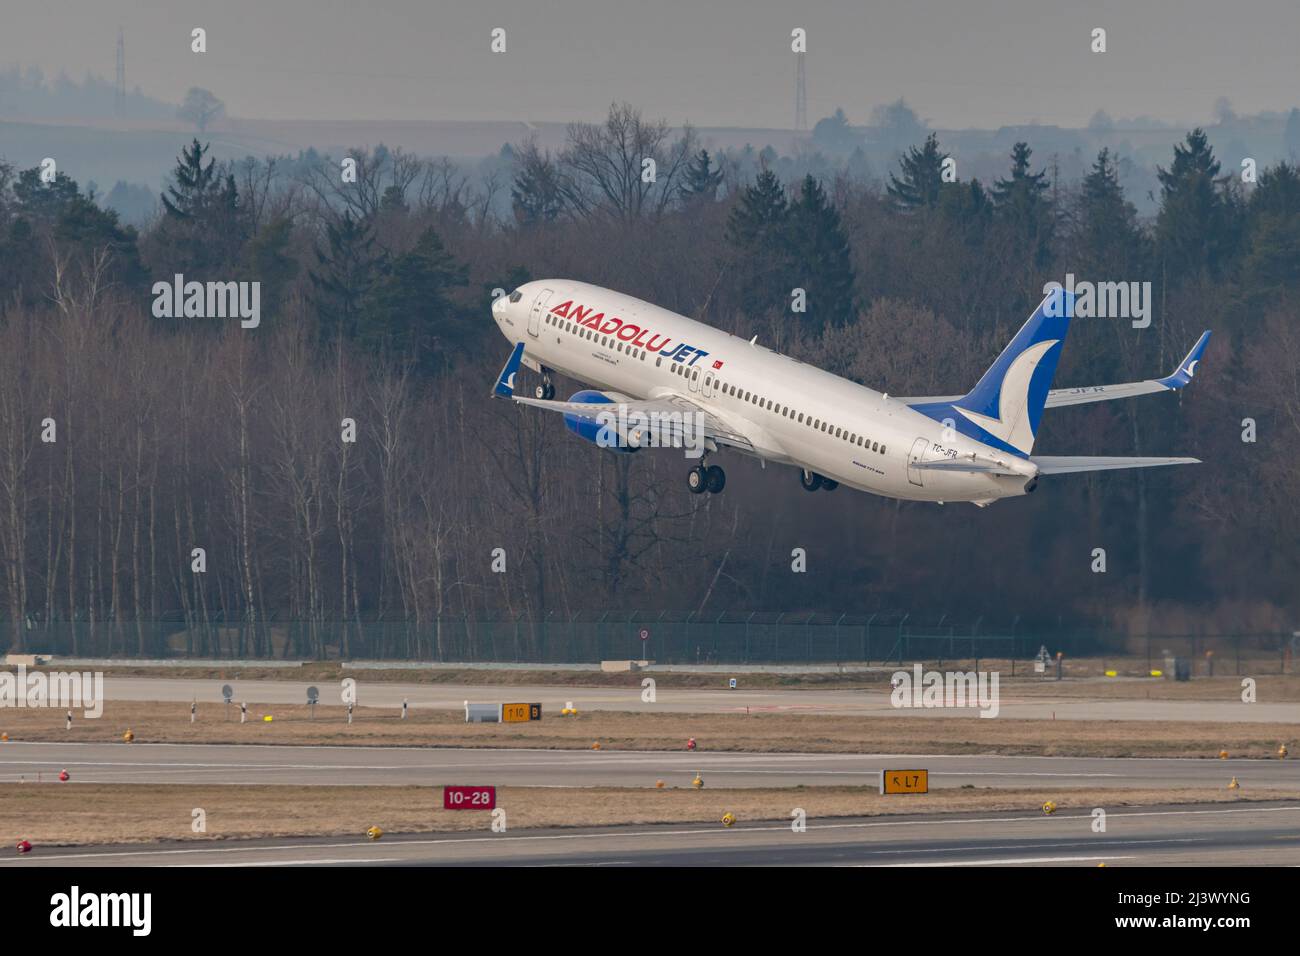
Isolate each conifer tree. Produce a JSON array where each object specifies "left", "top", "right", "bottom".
[{"left": 887, "top": 133, "right": 946, "bottom": 209}]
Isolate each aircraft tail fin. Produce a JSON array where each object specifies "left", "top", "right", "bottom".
[{"left": 951, "top": 287, "right": 1073, "bottom": 456}]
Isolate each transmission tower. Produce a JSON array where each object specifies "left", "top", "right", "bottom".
[
  {"left": 115, "top": 27, "right": 126, "bottom": 118},
  {"left": 794, "top": 52, "right": 807, "bottom": 131}
]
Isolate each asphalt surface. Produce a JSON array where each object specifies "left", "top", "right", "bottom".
[
  {"left": 93, "top": 676, "right": 1300, "bottom": 722},
  {"left": 3, "top": 741, "right": 1298, "bottom": 789},
  {"left": 4, "top": 803, "right": 1298, "bottom": 866}
]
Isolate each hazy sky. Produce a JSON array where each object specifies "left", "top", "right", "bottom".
[{"left": 2, "top": 0, "right": 1298, "bottom": 129}]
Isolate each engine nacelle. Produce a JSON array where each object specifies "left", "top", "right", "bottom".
[{"left": 563, "top": 390, "right": 641, "bottom": 453}]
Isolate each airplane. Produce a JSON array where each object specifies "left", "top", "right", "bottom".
[{"left": 490, "top": 280, "right": 1210, "bottom": 507}]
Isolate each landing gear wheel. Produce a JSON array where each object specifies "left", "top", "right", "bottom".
[
  {"left": 534, "top": 381, "right": 556, "bottom": 400},
  {"left": 800, "top": 469, "right": 824, "bottom": 492},
  {"left": 821, "top": 478, "right": 839, "bottom": 492},
  {"left": 705, "top": 464, "right": 726, "bottom": 494},
  {"left": 687, "top": 465, "right": 708, "bottom": 494}
]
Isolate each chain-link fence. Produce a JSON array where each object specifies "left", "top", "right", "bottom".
[{"left": 4, "top": 614, "right": 1296, "bottom": 672}]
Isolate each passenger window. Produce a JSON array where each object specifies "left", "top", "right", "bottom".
[
  {"left": 656, "top": 357, "right": 661, "bottom": 367},
  {"left": 871, "top": 441, "right": 878, "bottom": 452}
]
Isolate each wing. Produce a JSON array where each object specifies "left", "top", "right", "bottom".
[
  {"left": 1031, "top": 456, "right": 1200, "bottom": 475},
  {"left": 898, "top": 331, "right": 1212, "bottom": 410}
]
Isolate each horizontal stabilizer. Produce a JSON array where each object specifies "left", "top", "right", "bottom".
[
  {"left": 1043, "top": 330, "right": 1211, "bottom": 408},
  {"left": 900, "top": 330, "right": 1212, "bottom": 410},
  {"left": 1031, "top": 456, "right": 1200, "bottom": 475}
]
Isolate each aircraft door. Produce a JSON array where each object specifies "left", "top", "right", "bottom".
[
  {"left": 701, "top": 368, "right": 716, "bottom": 398},
  {"left": 907, "top": 437, "right": 929, "bottom": 486},
  {"left": 687, "top": 364, "right": 701, "bottom": 393},
  {"left": 527, "top": 288, "right": 552, "bottom": 337}
]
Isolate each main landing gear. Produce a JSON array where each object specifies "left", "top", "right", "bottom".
[
  {"left": 533, "top": 374, "right": 555, "bottom": 400},
  {"left": 800, "top": 469, "right": 838, "bottom": 492},
  {"left": 687, "top": 462, "right": 726, "bottom": 495}
]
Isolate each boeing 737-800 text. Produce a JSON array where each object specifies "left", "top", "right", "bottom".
[{"left": 490, "top": 281, "right": 1209, "bottom": 507}]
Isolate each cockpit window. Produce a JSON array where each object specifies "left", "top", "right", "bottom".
[{"left": 508, "top": 290, "right": 523, "bottom": 303}]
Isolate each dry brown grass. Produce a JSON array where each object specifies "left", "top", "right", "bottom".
[
  {"left": 1, "top": 700, "right": 1295, "bottom": 758},
  {"left": 2, "top": 782, "right": 1294, "bottom": 847}
]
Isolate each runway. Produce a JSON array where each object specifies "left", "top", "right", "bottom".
[
  {"left": 4, "top": 803, "right": 1298, "bottom": 866},
  {"left": 3, "top": 740, "right": 1297, "bottom": 789},
  {"left": 89, "top": 676, "right": 1300, "bottom": 722}
]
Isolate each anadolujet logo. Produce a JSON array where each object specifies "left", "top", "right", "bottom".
[
  {"left": 890, "top": 663, "right": 1000, "bottom": 718},
  {"left": 0, "top": 665, "right": 104, "bottom": 718},
  {"left": 49, "top": 886, "right": 151, "bottom": 937}
]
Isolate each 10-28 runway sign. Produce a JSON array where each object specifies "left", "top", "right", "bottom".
[{"left": 444, "top": 786, "right": 496, "bottom": 810}]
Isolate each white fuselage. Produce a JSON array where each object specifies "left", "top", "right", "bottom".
[{"left": 493, "top": 280, "right": 1037, "bottom": 504}]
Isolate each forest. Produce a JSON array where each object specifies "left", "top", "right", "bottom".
[{"left": 0, "top": 102, "right": 1296, "bottom": 658}]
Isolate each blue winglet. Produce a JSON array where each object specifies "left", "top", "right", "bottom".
[
  {"left": 493, "top": 342, "right": 525, "bottom": 398},
  {"left": 1156, "top": 330, "right": 1212, "bottom": 389}
]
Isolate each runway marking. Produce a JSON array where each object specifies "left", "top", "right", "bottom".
[
  {"left": 876, "top": 855, "right": 1136, "bottom": 867},
  {"left": 859, "top": 837, "right": 1203, "bottom": 856},
  {"left": 174, "top": 858, "right": 390, "bottom": 867},
  {"left": 4, "top": 805, "right": 1296, "bottom": 865},
  {"left": 1, "top": 740, "right": 1288, "bottom": 767}
]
